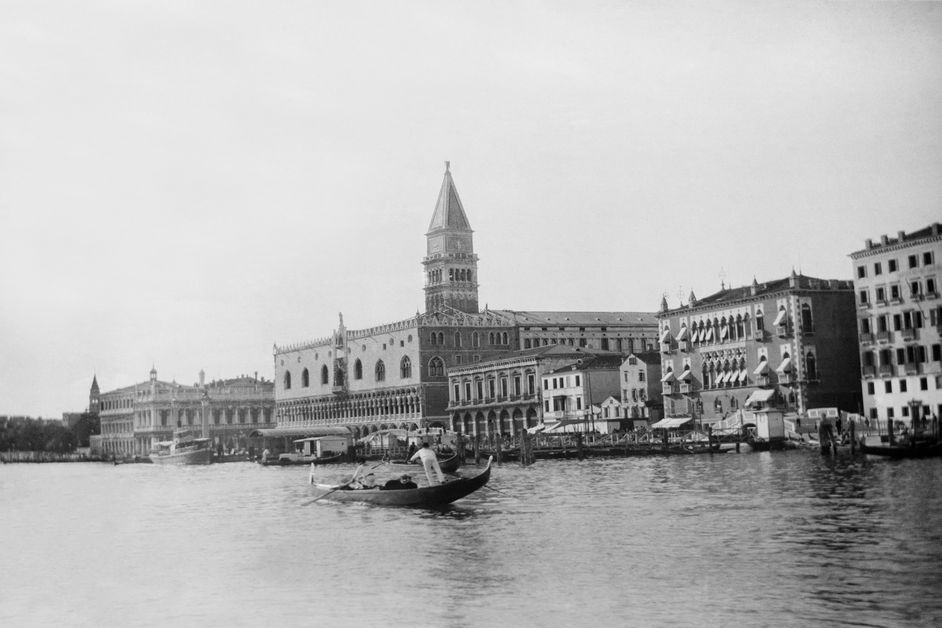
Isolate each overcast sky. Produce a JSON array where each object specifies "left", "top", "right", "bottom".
[{"left": 2, "top": 0, "right": 940, "bottom": 418}]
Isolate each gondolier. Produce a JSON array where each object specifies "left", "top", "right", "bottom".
[{"left": 410, "top": 442, "right": 445, "bottom": 486}]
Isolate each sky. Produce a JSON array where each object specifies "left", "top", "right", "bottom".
[{"left": 1, "top": 0, "right": 940, "bottom": 418}]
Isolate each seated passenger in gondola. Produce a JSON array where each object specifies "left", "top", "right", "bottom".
[
  {"left": 358, "top": 473, "right": 377, "bottom": 489},
  {"left": 382, "top": 474, "right": 418, "bottom": 490}
]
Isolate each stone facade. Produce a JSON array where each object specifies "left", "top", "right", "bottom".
[
  {"left": 95, "top": 367, "right": 275, "bottom": 457},
  {"left": 851, "top": 223, "right": 942, "bottom": 426},
  {"left": 656, "top": 271, "right": 862, "bottom": 425},
  {"left": 619, "top": 351, "right": 663, "bottom": 424}
]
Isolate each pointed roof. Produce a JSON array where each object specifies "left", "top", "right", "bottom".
[
  {"left": 90, "top": 375, "right": 99, "bottom": 393},
  {"left": 427, "top": 161, "right": 472, "bottom": 234}
]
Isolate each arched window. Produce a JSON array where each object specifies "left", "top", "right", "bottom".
[
  {"left": 321, "top": 365, "right": 329, "bottom": 385},
  {"left": 400, "top": 356, "right": 412, "bottom": 379},
  {"left": 301, "top": 368, "right": 309, "bottom": 387},
  {"left": 805, "top": 352, "right": 817, "bottom": 380},
  {"left": 429, "top": 357, "right": 444, "bottom": 377},
  {"left": 502, "top": 332, "right": 508, "bottom": 345},
  {"left": 472, "top": 332, "right": 479, "bottom": 348},
  {"left": 430, "top": 333, "right": 437, "bottom": 345},
  {"left": 283, "top": 371, "right": 292, "bottom": 390},
  {"left": 454, "top": 332, "right": 462, "bottom": 348},
  {"left": 375, "top": 360, "right": 385, "bottom": 382},
  {"left": 489, "top": 332, "right": 495, "bottom": 344},
  {"left": 801, "top": 303, "right": 814, "bottom": 333},
  {"left": 354, "top": 359, "right": 363, "bottom": 380}
]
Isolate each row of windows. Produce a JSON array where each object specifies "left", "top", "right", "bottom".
[
  {"left": 859, "top": 308, "right": 942, "bottom": 335},
  {"left": 665, "top": 305, "right": 815, "bottom": 345},
  {"left": 426, "top": 268, "right": 474, "bottom": 284},
  {"left": 429, "top": 331, "right": 510, "bottom": 347},
  {"left": 543, "top": 375, "right": 581, "bottom": 389},
  {"left": 453, "top": 374, "right": 537, "bottom": 402},
  {"left": 861, "top": 344, "right": 942, "bottom": 367},
  {"left": 284, "top": 357, "right": 447, "bottom": 389},
  {"left": 623, "top": 370, "right": 647, "bottom": 383},
  {"left": 858, "top": 277, "right": 939, "bottom": 305},
  {"left": 857, "top": 250, "right": 935, "bottom": 278},
  {"left": 866, "top": 376, "right": 932, "bottom": 395},
  {"left": 866, "top": 404, "right": 936, "bottom": 421},
  {"left": 544, "top": 396, "right": 585, "bottom": 413}
]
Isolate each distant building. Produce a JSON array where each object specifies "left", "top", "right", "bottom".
[
  {"left": 850, "top": 223, "right": 942, "bottom": 426},
  {"left": 445, "top": 345, "right": 606, "bottom": 437},
  {"left": 540, "top": 353, "right": 624, "bottom": 433},
  {"left": 619, "top": 351, "right": 663, "bottom": 426},
  {"left": 496, "top": 310, "right": 658, "bottom": 354},
  {"left": 273, "top": 163, "right": 657, "bottom": 437},
  {"left": 95, "top": 368, "right": 275, "bottom": 457},
  {"left": 656, "top": 271, "right": 861, "bottom": 426}
]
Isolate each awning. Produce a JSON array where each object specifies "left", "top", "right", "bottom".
[
  {"left": 738, "top": 369, "right": 749, "bottom": 382},
  {"left": 705, "top": 327, "right": 714, "bottom": 342},
  {"left": 720, "top": 325, "right": 729, "bottom": 340},
  {"left": 745, "top": 389, "right": 775, "bottom": 405},
  {"left": 650, "top": 417, "right": 692, "bottom": 429},
  {"left": 677, "top": 368, "right": 692, "bottom": 381},
  {"left": 660, "top": 329, "right": 672, "bottom": 343},
  {"left": 731, "top": 370, "right": 743, "bottom": 383},
  {"left": 753, "top": 360, "right": 769, "bottom": 375},
  {"left": 676, "top": 326, "right": 688, "bottom": 341},
  {"left": 773, "top": 309, "right": 788, "bottom": 326},
  {"left": 718, "top": 371, "right": 731, "bottom": 384},
  {"left": 690, "top": 329, "right": 700, "bottom": 343},
  {"left": 776, "top": 356, "right": 792, "bottom": 373},
  {"left": 250, "top": 426, "right": 352, "bottom": 439},
  {"left": 661, "top": 370, "right": 675, "bottom": 383}
]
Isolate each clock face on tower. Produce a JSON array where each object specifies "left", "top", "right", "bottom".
[
  {"left": 429, "top": 239, "right": 442, "bottom": 253},
  {"left": 448, "top": 237, "right": 468, "bottom": 252}
]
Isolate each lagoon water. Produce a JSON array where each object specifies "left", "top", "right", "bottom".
[{"left": 1, "top": 451, "right": 941, "bottom": 627}]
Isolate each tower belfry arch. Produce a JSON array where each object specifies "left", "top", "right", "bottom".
[{"left": 423, "top": 161, "right": 479, "bottom": 314}]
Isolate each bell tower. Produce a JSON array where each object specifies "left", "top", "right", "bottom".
[
  {"left": 423, "top": 162, "right": 479, "bottom": 314},
  {"left": 89, "top": 374, "right": 100, "bottom": 416}
]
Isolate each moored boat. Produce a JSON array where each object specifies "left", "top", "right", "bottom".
[
  {"left": 260, "top": 452, "right": 345, "bottom": 466},
  {"left": 859, "top": 439, "right": 942, "bottom": 459},
  {"left": 308, "top": 457, "right": 492, "bottom": 508},
  {"left": 149, "top": 429, "right": 213, "bottom": 465}
]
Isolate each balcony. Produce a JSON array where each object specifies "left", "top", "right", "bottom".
[
  {"left": 775, "top": 324, "right": 788, "bottom": 338},
  {"left": 678, "top": 340, "right": 690, "bottom": 353},
  {"left": 660, "top": 342, "right": 672, "bottom": 354},
  {"left": 878, "top": 365, "right": 894, "bottom": 377},
  {"left": 862, "top": 365, "right": 876, "bottom": 378},
  {"left": 756, "top": 375, "right": 770, "bottom": 386},
  {"left": 779, "top": 373, "right": 794, "bottom": 385},
  {"left": 859, "top": 332, "right": 874, "bottom": 344},
  {"left": 904, "top": 362, "right": 919, "bottom": 375},
  {"left": 876, "top": 331, "right": 891, "bottom": 343},
  {"left": 679, "top": 383, "right": 692, "bottom": 394},
  {"left": 662, "top": 383, "right": 675, "bottom": 395},
  {"left": 901, "top": 328, "right": 917, "bottom": 341}
]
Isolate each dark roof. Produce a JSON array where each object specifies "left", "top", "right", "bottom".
[
  {"left": 426, "top": 162, "right": 471, "bottom": 233},
  {"left": 545, "top": 354, "right": 624, "bottom": 374},
  {"left": 493, "top": 310, "right": 657, "bottom": 326},
  {"left": 850, "top": 222, "right": 942, "bottom": 257},
  {"left": 664, "top": 273, "right": 852, "bottom": 314}
]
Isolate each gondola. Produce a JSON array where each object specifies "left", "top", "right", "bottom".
[{"left": 308, "top": 457, "right": 492, "bottom": 508}]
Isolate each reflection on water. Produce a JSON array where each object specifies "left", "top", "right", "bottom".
[{"left": 1, "top": 451, "right": 940, "bottom": 627}]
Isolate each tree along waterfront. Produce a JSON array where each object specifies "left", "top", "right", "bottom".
[{"left": 0, "top": 414, "right": 99, "bottom": 462}]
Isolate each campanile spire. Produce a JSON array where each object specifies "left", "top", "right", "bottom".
[{"left": 423, "top": 162, "right": 479, "bottom": 314}]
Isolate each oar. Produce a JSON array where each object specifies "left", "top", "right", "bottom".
[
  {"left": 481, "top": 484, "right": 518, "bottom": 499},
  {"left": 303, "top": 460, "right": 389, "bottom": 506}
]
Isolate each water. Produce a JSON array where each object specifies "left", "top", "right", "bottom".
[{"left": 1, "top": 451, "right": 941, "bottom": 627}]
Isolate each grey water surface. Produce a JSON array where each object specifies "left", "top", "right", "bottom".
[{"left": 2, "top": 451, "right": 940, "bottom": 627}]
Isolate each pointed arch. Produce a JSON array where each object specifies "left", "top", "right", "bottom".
[
  {"left": 400, "top": 356, "right": 412, "bottom": 379},
  {"left": 375, "top": 360, "right": 385, "bottom": 382},
  {"left": 301, "top": 368, "right": 309, "bottom": 387},
  {"left": 354, "top": 359, "right": 363, "bottom": 380},
  {"left": 320, "top": 365, "right": 329, "bottom": 385},
  {"left": 283, "top": 371, "right": 292, "bottom": 390},
  {"left": 429, "top": 356, "right": 445, "bottom": 377}
]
